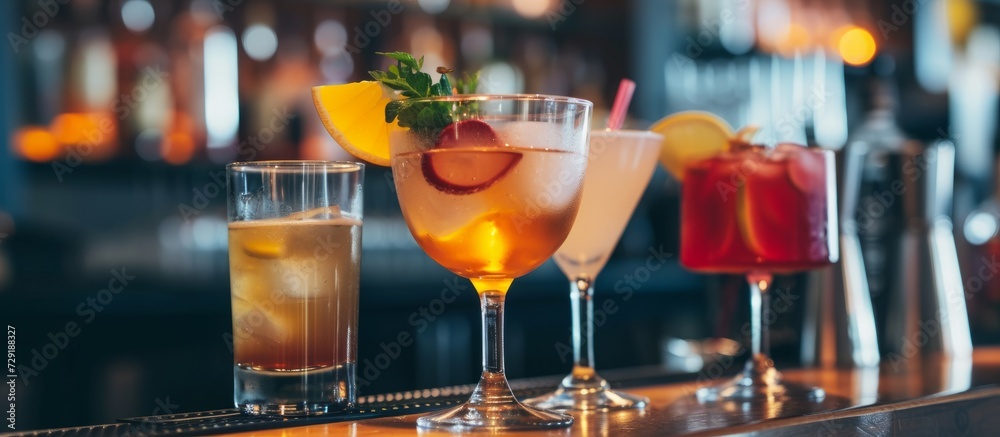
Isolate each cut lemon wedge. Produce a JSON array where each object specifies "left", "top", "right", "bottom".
[
  {"left": 734, "top": 124, "right": 761, "bottom": 143},
  {"left": 650, "top": 111, "right": 734, "bottom": 180},
  {"left": 312, "top": 81, "right": 402, "bottom": 166},
  {"left": 241, "top": 240, "right": 284, "bottom": 259}
]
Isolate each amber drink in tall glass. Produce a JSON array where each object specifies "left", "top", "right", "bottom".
[{"left": 227, "top": 161, "right": 363, "bottom": 416}]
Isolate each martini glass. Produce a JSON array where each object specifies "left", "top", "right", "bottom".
[
  {"left": 389, "top": 94, "right": 592, "bottom": 430},
  {"left": 680, "top": 142, "right": 838, "bottom": 402},
  {"left": 523, "top": 129, "right": 660, "bottom": 411}
]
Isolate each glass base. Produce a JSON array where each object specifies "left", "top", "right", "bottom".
[
  {"left": 524, "top": 373, "right": 648, "bottom": 411},
  {"left": 695, "top": 355, "right": 825, "bottom": 403},
  {"left": 417, "top": 371, "right": 573, "bottom": 431},
  {"left": 234, "top": 363, "right": 355, "bottom": 416}
]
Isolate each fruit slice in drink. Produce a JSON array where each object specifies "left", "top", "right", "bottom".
[
  {"left": 419, "top": 120, "right": 522, "bottom": 194},
  {"left": 312, "top": 81, "right": 402, "bottom": 166},
  {"left": 650, "top": 111, "right": 733, "bottom": 180}
]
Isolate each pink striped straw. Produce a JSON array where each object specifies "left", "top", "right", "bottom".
[{"left": 606, "top": 79, "right": 636, "bottom": 130}]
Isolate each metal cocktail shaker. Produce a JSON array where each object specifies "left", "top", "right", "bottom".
[
  {"left": 802, "top": 142, "right": 880, "bottom": 368},
  {"left": 883, "top": 141, "right": 972, "bottom": 363}
]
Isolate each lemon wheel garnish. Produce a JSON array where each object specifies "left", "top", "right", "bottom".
[
  {"left": 312, "top": 81, "right": 403, "bottom": 167},
  {"left": 650, "top": 111, "right": 734, "bottom": 180}
]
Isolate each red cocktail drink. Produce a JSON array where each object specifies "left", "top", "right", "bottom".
[
  {"left": 679, "top": 142, "right": 839, "bottom": 403},
  {"left": 681, "top": 143, "right": 837, "bottom": 273}
]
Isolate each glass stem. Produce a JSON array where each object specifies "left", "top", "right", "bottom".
[
  {"left": 466, "top": 289, "right": 518, "bottom": 407},
  {"left": 569, "top": 276, "right": 598, "bottom": 383},
  {"left": 481, "top": 290, "right": 505, "bottom": 374},
  {"left": 747, "top": 271, "right": 773, "bottom": 362}
]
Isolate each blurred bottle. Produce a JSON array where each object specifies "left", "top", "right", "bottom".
[
  {"left": 962, "top": 136, "right": 1000, "bottom": 343},
  {"left": 956, "top": 22, "right": 1000, "bottom": 342},
  {"left": 851, "top": 61, "right": 972, "bottom": 360},
  {"left": 51, "top": 2, "right": 119, "bottom": 162},
  {"left": 846, "top": 64, "right": 908, "bottom": 353},
  {"left": 115, "top": 0, "right": 176, "bottom": 164},
  {"left": 801, "top": 142, "right": 879, "bottom": 368},
  {"left": 883, "top": 140, "right": 971, "bottom": 360}
]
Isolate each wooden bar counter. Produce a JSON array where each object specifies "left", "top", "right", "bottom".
[
  {"left": 221, "top": 350, "right": 1000, "bottom": 436},
  {"left": 15, "top": 349, "right": 1000, "bottom": 436}
]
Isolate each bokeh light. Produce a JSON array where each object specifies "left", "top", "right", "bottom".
[
  {"left": 204, "top": 26, "right": 240, "bottom": 150},
  {"left": 162, "top": 131, "right": 196, "bottom": 165},
  {"left": 50, "top": 113, "right": 115, "bottom": 147},
  {"left": 418, "top": 0, "right": 450, "bottom": 15},
  {"left": 411, "top": 25, "right": 446, "bottom": 76},
  {"left": 948, "top": 0, "right": 978, "bottom": 45},
  {"left": 34, "top": 30, "right": 65, "bottom": 62},
  {"left": 321, "top": 48, "right": 354, "bottom": 82},
  {"left": 189, "top": 0, "right": 218, "bottom": 25},
  {"left": 314, "top": 20, "right": 348, "bottom": 56},
  {"left": 478, "top": 61, "right": 522, "bottom": 94},
  {"left": 121, "top": 0, "right": 155, "bottom": 33},
  {"left": 13, "top": 127, "right": 60, "bottom": 162},
  {"left": 512, "top": 0, "right": 549, "bottom": 19},
  {"left": 77, "top": 30, "right": 117, "bottom": 108},
  {"left": 720, "top": 15, "right": 755, "bottom": 55},
  {"left": 242, "top": 24, "right": 278, "bottom": 61},
  {"left": 412, "top": 25, "right": 444, "bottom": 59},
  {"left": 135, "top": 128, "right": 163, "bottom": 161},
  {"left": 965, "top": 210, "right": 999, "bottom": 245},
  {"left": 775, "top": 23, "right": 811, "bottom": 56},
  {"left": 838, "top": 27, "right": 877, "bottom": 66},
  {"left": 461, "top": 25, "right": 493, "bottom": 62},
  {"left": 756, "top": 0, "right": 791, "bottom": 52}
]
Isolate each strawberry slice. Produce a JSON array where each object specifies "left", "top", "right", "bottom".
[
  {"left": 421, "top": 120, "right": 522, "bottom": 195},
  {"left": 435, "top": 119, "right": 502, "bottom": 149}
]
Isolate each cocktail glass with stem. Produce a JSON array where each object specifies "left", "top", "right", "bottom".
[
  {"left": 523, "top": 129, "right": 661, "bottom": 411},
  {"left": 680, "top": 142, "right": 838, "bottom": 402},
  {"left": 389, "top": 94, "right": 592, "bottom": 430}
]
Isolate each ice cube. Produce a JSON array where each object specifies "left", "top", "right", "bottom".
[
  {"left": 493, "top": 121, "right": 585, "bottom": 152},
  {"left": 273, "top": 257, "right": 326, "bottom": 299},
  {"left": 767, "top": 143, "right": 804, "bottom": 161},
  {"left": 285, "top": 206, "right": 342, "bottom": 220},
  {"left": 231, "top": 295, "right": 291, "bottom": 345},
  {"left": 493, "top": 121, "right": 587, "bottom": 208},
  {"left": 389, "top": 128, "right": 429, "bottom": 156}
]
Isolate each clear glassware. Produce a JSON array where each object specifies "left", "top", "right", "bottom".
[
  {"left": 679, "top": 143, "right": 838, "bottom": 402},
  {"left": 389, "top": 95, "right": 592, "bottom": 430},
  {"left": 523, "top": 129, "right": 660, "bottom": 410},
  {"left": 226, "top": 161, "right": 363, "bottom": 415}
]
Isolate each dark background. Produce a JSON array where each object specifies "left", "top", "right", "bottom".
[{"left": 1, "top": 0, "right": 1000, "bottom": 431}]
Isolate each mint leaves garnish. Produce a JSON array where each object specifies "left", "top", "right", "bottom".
[
  {"left": 369, "top": 52, "right": 451, "bottom": 99},
  {"left": 369, "top": 51, "right": 478, "bottom": 138}
]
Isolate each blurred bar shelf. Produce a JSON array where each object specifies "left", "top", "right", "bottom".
[{"left": 13, "top": 347, "right": 1000, "bottom": 436}]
